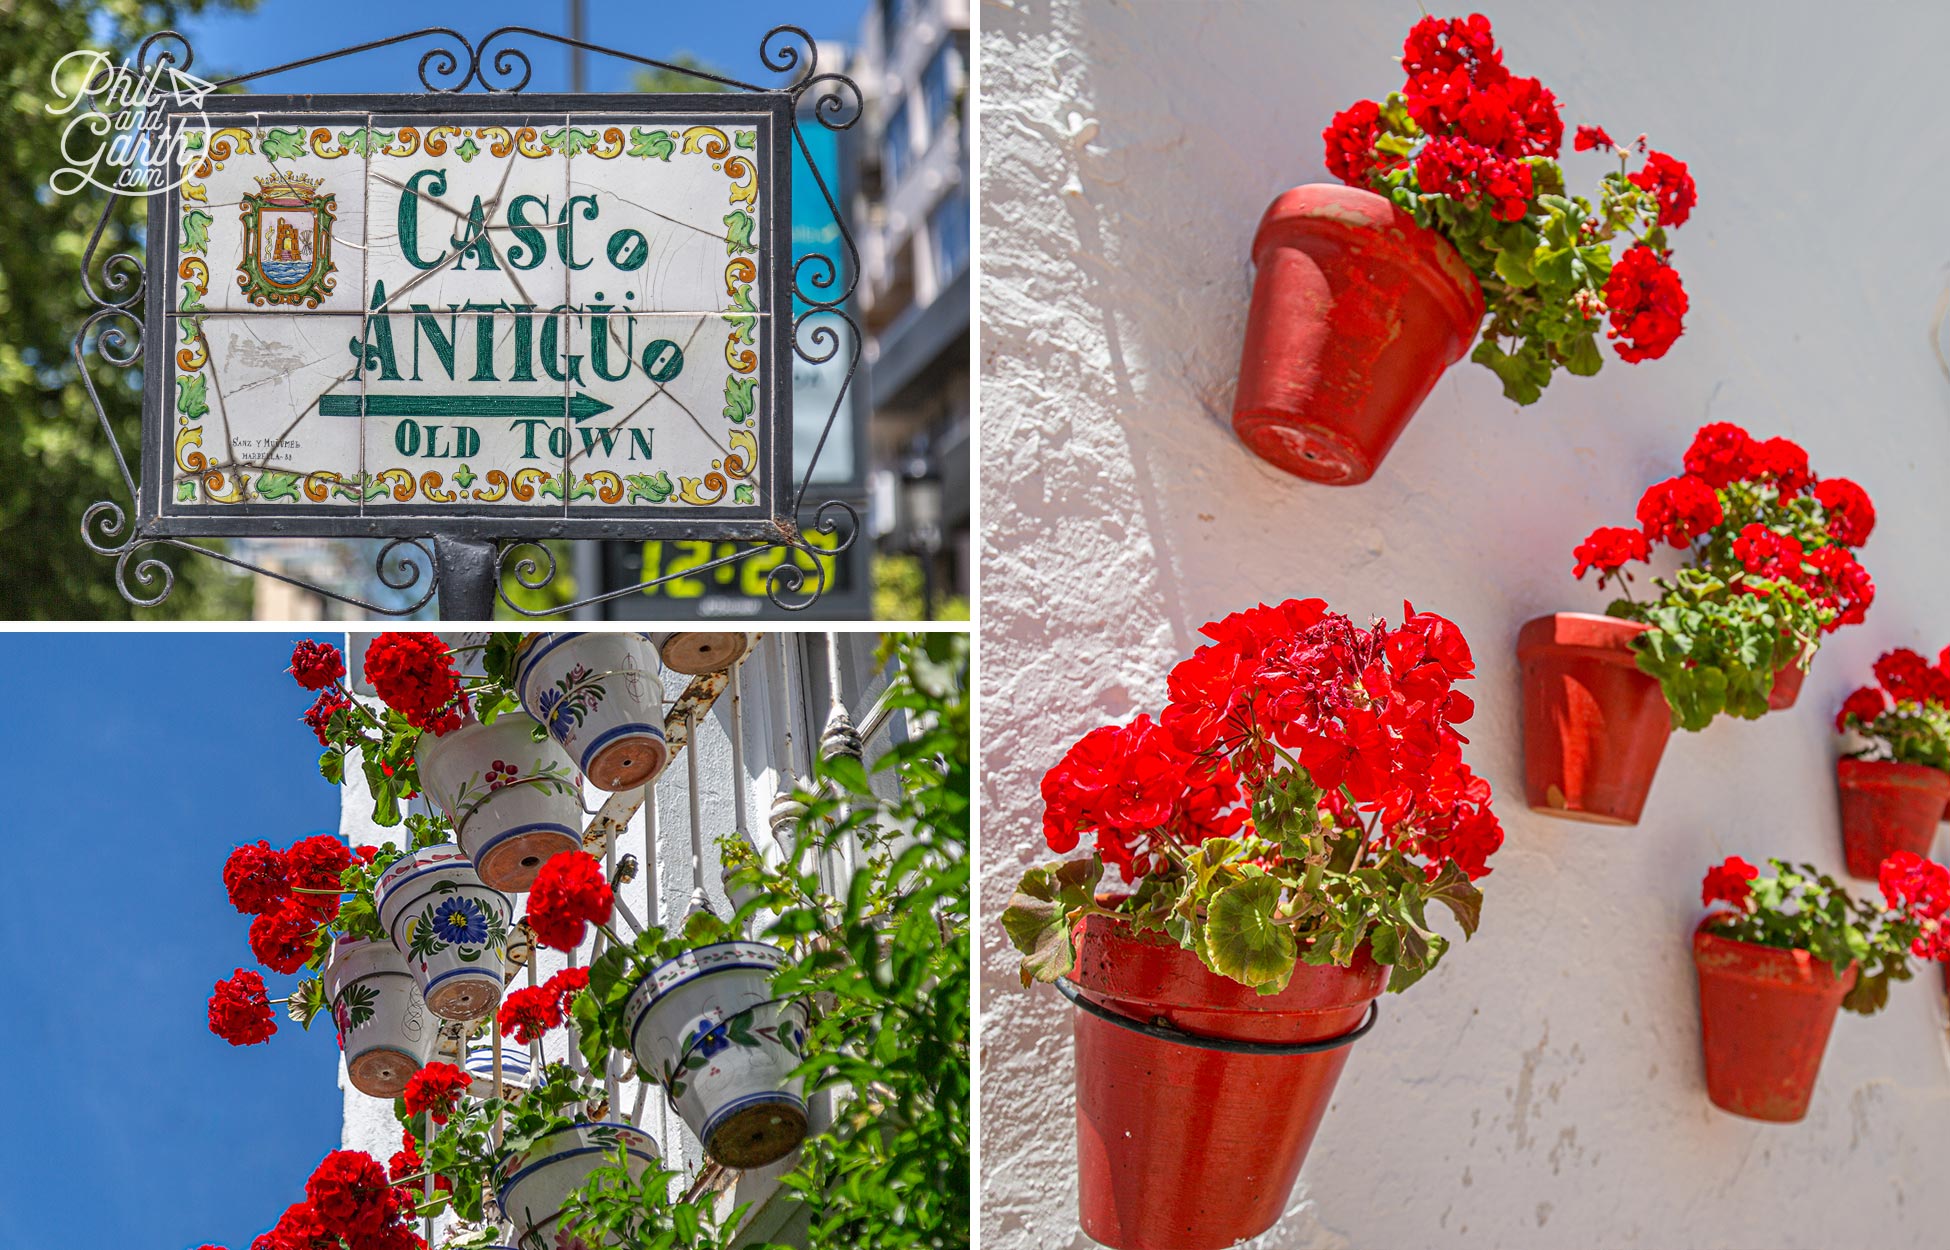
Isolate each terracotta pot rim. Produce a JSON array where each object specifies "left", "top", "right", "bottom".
[
  {"left": 1517, "top": 611, "right": 1652, "bottom": 660},
  {"left": 1251, "top": 183, "right": 1485, "bottom": 343},
  {"left": 1692, "top": 917, "right": 1858, "bottom": 993},
  {"left": 1836, "top": 756, "right": 1950, "bottom": 790}
]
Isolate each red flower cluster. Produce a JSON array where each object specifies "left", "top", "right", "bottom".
[
  {"left": 289, "top": 639, "right": 346, "bottom": 691},
  {"left": 224, "top": 842, "right": 290, "bottom": 915},
  {"left": 1572, "top": 423, "right": 1876, "bottom": 635},
  {"left": 1414, "top": 135, "right": 1533, "bottom": 221},
  {"left": 1572, "top": 526, "right": 1649, "bottom": 585},
  {"left": 1627, "top": 150, "right": 1696, "bottom": 228},
  {"left": 1159, "top": 598, "right": 1502, "bottom": 879},
  {"left": 497, "top": 966, "right": 590, "bottom": 1044},
  {"left": 303, "top": 688, "right": 351, "bottom": 748},
  {"left": 1880, "top": 851, "right": 1950, "bottom": 962},
  {"left": 1837, "top": 648, "right": 1950, "bottom": 730},
  {"left": 1700, "top": 856, "right": 1759, "bottom": 909},
  {"left": 1322, "top": 99, "right": 1401, "bottom": 187},
  {"left": 208, "top": 968, "right": 278, "bottom": 1046},
  {"left": 1602, "top": 244, "right": 1689, "bottom": 362},
  {"left": 525, "top": 851, "right": 615, "bottom": 951},
  {"left": 286, "top": 834, "right": 351, "bottom": 922},
  {"left": 248, "top": 1151, "right": 423, "bottom": 1250},
  {"left": 1573, "top": 124, "right": 1613, "bottom": 152},
  {"left": 401, "top": 1061, "right": 472, "bottom": 1125},
  {"left": 1039, "top": 714, "right": 1247, "bottom": 881},
  {"left": 363, "top": 633, "right": 469, "bottom": 736},
  {"left": 387, "top": 1128, "right": 450, "bottom": 1195}
]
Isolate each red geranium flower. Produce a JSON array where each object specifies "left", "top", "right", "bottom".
[
  {"left": 249, "top": 902, "right": 318, "bottom": 976},
  {"left": 1635, "top": 475, "right": 1722, "bottom": 548},
  {"left": 1572, "top": 525, "right": 1649, "bottom": 581},
  {"left": 363, "top": 633, "right": 469, "bottom": 737},
  {"left": 1701, "top": 856, "right": 1759, "bottom": 909},
  {"left": 1401, "top": 13, "right": 1503, "bottom": 82},
  {"left": 497, "top": 984, "right": 562, "bottom": 1045},
  {"left": 305, "top": 1151, "right": 394, "bottom": 1239},
  {"left": 1322, "top": 99, "right": 1403, "bottom": 187},
  {"left": 1731, "top": 523, "right": 1804, "bottom": 581},
  {"left": 1746, "top": 436, "right": 1812, "bottom": 493},
  {"left": 224, "top": 841, "right": 290, "bottom": 916},
  {"left": 388, "top": 1128, "right": 451, "bottom": 1195},
  {"left": 208, "top": 968, "right": 278, "bottom": 1046},
  {"left": 1414, "top": 134, "right": 1533, "bottom": 221},
  {"left": 1627, "top": 150, "right": 1696, "bottom": 228},
  {"left": 1881, "top": 852, "right": 1950, "bottom": 961},
  {"left": 289, "top": 639, "right": 346, "bottom": 691},
  {"left": 401, "top": 1062, "right": 472, "bottom": 1126},
  {"left": 257, "top": 1201, "right": 334, "bottom": 1250},
  {"left": 302, "top": 688, "right": 352, "bottom": 748},
  {"left": 285, "top": 835, "right": 352, "bottom": 922},
  {"left": 1573, "top": 124, "right": 1614, "bottom": 152},
  {"left": 1683, "top": 422, "right": 1756, "bottom": 489},
  {"left": 1836, "top": 684, "right": 1888, "bottom": 732},
  {"left": 525, "top": 851, "right": 615, "bottom": 951},
  {"left": 1603, "top": 244, "right": 1688, "bottom": 362},
  {"left": 1803, "top": 545, "right": 1875, "bottom": 631},
  {"left": 1814, "top": 477, "right": 1876, "bottom": 547}
]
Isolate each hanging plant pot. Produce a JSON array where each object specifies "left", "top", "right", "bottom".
[
  {"left": 1768, "top": 651, "right": 1810, "bottom": 711},
  {"left": 1231, "top": 183, "right": 1485, "bottom": 486},
  {"left": 464, "top": 1039, "right": 534, "bottom": 1099},
  {"left": 1692, "top": 919, "right": 1857, "bottom": 1122},
  {"left": 625, "top": 941, "right": 810, "bottom": 1169},
  {"left": 1835, "top": 759, "right": 1950, "bottom": 879},
  {"left": 512, "top": 633, "right": 670, "bottom": 793},
  {"left": 325, "top": 936, "right": 433, "bottom": 1098},
  {"left": 374, "top": 845, "right": 512, "bottom": 1022},
  {"left": 1518, "top": 613, "right": 1673, "bottom": 825},
  {"left": 419, "top": 716, "right": 583, "bottom": 893},
  {"left": 648, "top": 630, "right": 753, "bottom": 675},
  {"left": 493, "top": 1122, "right": 661, "bottom": 1249},
  {"left": 1064, "top": 912, "right": 1383, "bottom": 1250}
]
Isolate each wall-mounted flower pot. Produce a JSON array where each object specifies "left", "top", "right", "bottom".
[
  {"left": 625, "top": 941, "right": 809, "bottom": 1169},
  {"left": 419, "top": 716, "right": 583, "bottom": 893},
  {"left": 464, "top": 1039, "right": 534, "bottom": 1099},
  {"left": 1692, "top": 919, "right": 1857, "bottom": 1122},
  {"left": 375, "top": 844, "right": 512, "bottom": 1022},
  {"left": 1231, "top": 183, "right": 1484, "bottom": 486},
  {"left": 512, "top": 633, "right": 670, "bottom": 793},
  {"left": 1067, "top": 912, "right": 1384, "bottom": 1250},
  {"left": 1768, "top": 651, "right": 1809, "bottom": 711},
  {"left": 493, "top": 1122, "right": 661, "bottom": 1250},
  {"left": 1836, "top": 758, "right": 1950, "bottom": 879},
  {"left": 1518, "top": 613, "right": 1673, "bottom": 825},
  {"left": 649, "top": 631, "right": 754, "bottom": 675},
  {"left": 325, "top": 936, "right": 433, "bottom": 1098}
]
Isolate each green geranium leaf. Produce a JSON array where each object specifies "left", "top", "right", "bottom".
[
  {"left": 1422, "top": 861, "right": 1484, "bottom": 938},
  {"left": 1202, "top": 875, "right": 1296, "bottom": 992},
  {"left": 1001, "top": 857, "right": 1102, "bottom": 985}
]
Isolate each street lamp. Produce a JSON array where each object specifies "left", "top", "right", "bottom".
[{"left": 900, "top": 454, "right": 944, "bottom": 619}]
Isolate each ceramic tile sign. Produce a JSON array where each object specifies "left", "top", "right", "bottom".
[{"left": 143, "top": 97, "right": 789, "bottom": 537}]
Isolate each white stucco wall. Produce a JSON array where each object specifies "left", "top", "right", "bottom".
[{"left": 978, "top": 3, "right": 1950, "bottom": 1247}]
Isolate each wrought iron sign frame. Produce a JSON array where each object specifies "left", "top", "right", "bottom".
[{"left": 77, "top": 26, "right": 862, "bottom": 615}]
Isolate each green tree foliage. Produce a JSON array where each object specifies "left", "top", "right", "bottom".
[{"left": 0, "top": 0, "right": 256, "bottom": 618}]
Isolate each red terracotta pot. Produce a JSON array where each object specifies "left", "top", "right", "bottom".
[
  {"left": 1068, "top": 912, "right": 1384, "bottom": 1250},
  {"left": 1835, "top": 758, "right": 1950, "bottom": 879},
  {"left": 1692, "top": 918, "right": 1856, "bottom": 1122},
  {"left": 1517, "top": 613, "right": 1673, "bottom": 825},
  {"left": 1767, "top": 654, "right": 1807, "bottom": 711},
  {"left": 1232, "top": 184, "right": 1484, "bottom": 486}
]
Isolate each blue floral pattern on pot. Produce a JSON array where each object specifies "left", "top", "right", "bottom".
[
  {"left": 431, "top": 896, "right": 489, "bottom": 946},
  {"left": 691, "top": 1017, "right": 733, "bottom": 1059}
]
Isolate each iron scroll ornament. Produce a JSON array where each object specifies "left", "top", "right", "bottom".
[{"left": 76, "top": 26, "right": 863, "bottom": 614}]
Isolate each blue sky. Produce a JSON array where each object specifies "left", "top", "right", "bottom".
[
  {"left": 168, "top": 0, "right": 870, "bottom": 94},
  {"left": 0, "top": 633, "right": 347, "bottom": 1250}
]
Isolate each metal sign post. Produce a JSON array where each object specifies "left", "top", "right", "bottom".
[{"left": 73, "top": 27, "right": 862, "bottom": 617}]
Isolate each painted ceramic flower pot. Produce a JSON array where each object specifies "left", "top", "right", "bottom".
[
  {"left": 375, "top": 845, "right": 512, "bottom": 1022},
  {"left": 493, "top": 1122, "right": 661, "bottom": 1249},
  {"left": 1231, "top": 183, "right": 1484, "bottom": 486},
  {"left": 1692, "top": 919, "right": 1857, "bottom": 1122},
  {"left": 464, "top": 1039, "right": 534, "bottom": 1099},
  {"left": 325, "top": 936, "right": 433, "bottom": 1098},
  {"left": 418, "top": 715, "right": 583, "bottom": 893},
  {"left": 1836, "top": 759, "right": 1950, "bottom": 879},
  {"left": 512, "top": 633, "right": 670, "bottom": 793},
  {"left": 1518, "top": 613, "right": 1673, "bottom": 825},
  {"left": 1767, "top": 652, "right": 1809, "bottom": 711},
  {"left": 648, "top": 630, "right": 754, "bottom": 675},
  {"left": 625, "top": 941, "right": 809, "bottom": 1169},
  {"left": 1068, "top": 912, "right": 1384, "bottom": 1250}
]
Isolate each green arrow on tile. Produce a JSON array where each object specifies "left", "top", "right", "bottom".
[{"left": 318, "top": 391, "right": 614, "bottom": 421}]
